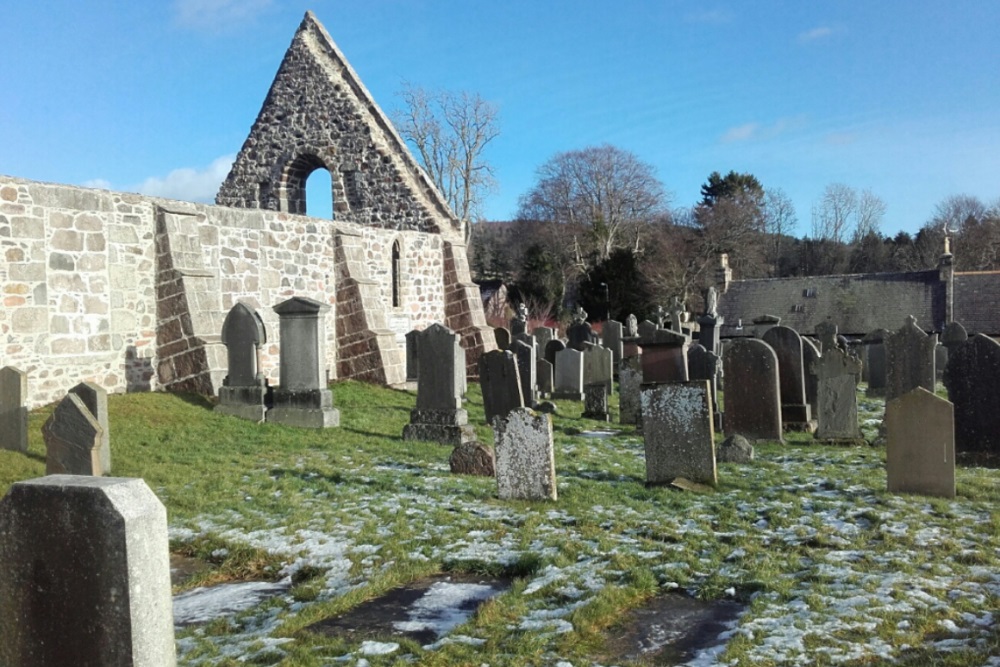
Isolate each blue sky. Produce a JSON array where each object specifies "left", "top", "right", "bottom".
[{"left": 3, "top": 1, "right": 998, "bottom": 237}]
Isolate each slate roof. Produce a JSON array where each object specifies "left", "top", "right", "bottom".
[
  {"left": 718, "top": 270, "right": 947, "bottom": 338},
  {"left": 954, "top": 272, "right": 1000, "bottom": 335}
]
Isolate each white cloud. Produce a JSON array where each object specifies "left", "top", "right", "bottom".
[
  {"left": 134, "top": 154, "right": 235, "bottom": 203},
  {"left": 797, "top": 25, "right": 841, "bottom": 44},
  {"left": 172, "top": 0, "right": 273, "bottom": 31},
  {"left": 721, "top": 116, "right": 806, "bottom": 143},
  {"left": 721, "top": 123, "right": 760, "bottom": 143}
]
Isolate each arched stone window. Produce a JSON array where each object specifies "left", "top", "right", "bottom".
[
  {"left": 304, "top": 169, "right": 333, "bottom": 219},
  {"left": 279, "top": 153, "right": 334, "bottom": 217},
  {"left": 392, "top": 240, "right": 402, "bottom": 308}
]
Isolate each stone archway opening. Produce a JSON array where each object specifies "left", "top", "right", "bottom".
[{"left": 281, "top": 154, "right": 333, "bottom": 217}]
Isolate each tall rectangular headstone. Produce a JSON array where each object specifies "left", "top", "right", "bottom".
[
  {"left": 512, "top": 339, "right": 538, "bottom": 406},
  {"left": 602, "top": 320, "right": 624, "bottom": 371},
  {"left": 582, "top": 345, "right": 614, "bottom": 396},
  {"left": 762, "top": 325, "right": 813, "bottom": 426},
  {"left": 403, "top": 323, "right": 475, "bottom": 445},
  {"left": 886, "top": 387, "right": 955, "bottom": 498},
  {"left": 494, "top": 408, "right": 557, "bottom": 500},
  {"left": 478, "top": 350, "right": 524, "bottom": 425},
  {"left": 0, "top": 366, "right": 28, "bottom": 453},
  {"left": 801, "top": 338, "right": 821, "bottom": 420},
  {"left": 552, "top": 348, "right": 585, "bottom": 400},
  {"left": 640, "top": 381, "right": 716, "bottom": 486},
  {"left": 43, "top": 394, "right": 104, "bottom": 476},
  {"left": 943, "top": 333, "right": 1000, "bottom": 456},
  {"left": 885, "top": 315, "right": 937, "bottom": 402},
  {"left": 0, "top": 476, "right": 176, "bottom": 665},
  {"left": 217, "top": 302, "right": 269, "bottom": 422},
  {"left": 863, "top": 328, "right": 890, "bottom": 396},
  {"left": 811, "top": 348, "right": 862, "bottom": 442},
  {"left": 69, "top": 382, "right": 111, "bottom": 474},
  {"left": 722, "top": 338, "right": 783, "bottom": 441},
  {"left": 619, "top": 355, "right": 643, "bottom": 425},
  {"left": 536, "top": 358, "right": 554, "bottom": 398}
]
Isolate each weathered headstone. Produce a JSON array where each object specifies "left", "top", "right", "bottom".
[
  {"left": 688, "top": 343, "right": 722, "bottom": 431},
  {"left": 68, "top": 382, "right": 111, "bottom": 474},
  {"left": 762, "top": 325, "right": 813, "bottom": 427},
  {"left": 403, "top": 323, "right": 475, "bottom": 446},
  {"left": 602, "top": 320, "right": 624, "bottom": 371},
  {"left": 625, "top": 313, "right": 639, "bottom": 338},
  {"left": 0, "top": 476, "right": 176, "bottom": 665},
  {"left": 814, "top": 321, "right": 839, "bottom": 353},
  {"left": 667, "top": 296, "right": 687, "bottom": 332},
  {"left": 532, "top": 326, "right": 555, "bottom": 352},
  {"left": 943, "top": 333, "right": 1000, "bottom": 456},
  {"left": 494, "top": 326, "right": 511, "bottom": 351},
  {"left": 863, "top": 328, "right": 890, "bottom": 396},
  {"left": 450, "top": 441, "right": 496, "bottom": 477},
  {"left": 217, "top": 302, "right": 269, "bottom": 422},
  {"left": 753, "top": 314, "right": 781, "bottom": 338},
  {"left": 722, "top": 338, "right": 783, "bottom": 441},
  {"left": 619, "top": 355, "right": 643, "bottom": 426},
  {"left": 0, "top": 366, "right": 28, "bottom": 453},
  {"left": 886, "top": 387, "right": 955, "bottom": 498},
  {"left": 582, "top": 345, "right": 614, "bottom": 396},
  {"left": 478, "top": 350, "right": 524, "bottom": 424},
  {"left": 567, "top": 307, "right": 597, "bottom": 351},
  {"left": 512, "top": 339, "right": 537, "bottom": 406},
  {"left": 510, "top": 302, "right": 528, "bottom": 337},
  {"left": 641, "top": 381, "right": 716, "bottom": 486},
  {"left": 812, "top": 347, "right": 863, "bottom": 442},
  {"left": 583, "top": 382, "right": 610, "bottom": 421},
  {"left": 553, "top": 348, "right": 585, "bottom": 400},
  {"left": 544, "top": 338, "right": 566, "bottom": 367},
  {"left": 536, "top": 358, "right": 554, "bottom": 398},
  {"left": 636, "top": 319, "right": 659, "bottom": 345},
  {"left": 885, "top": 315, "right": 937, "bottom": 402},
  {"left": 801, "top": 337, "right": 821, "bottom": 420},
  {"left": 43, "top": 393, "right": 104, "bottom": 476},
  {"left": 494, "top": 408, "right": 557, "bottom": 501},
  {"left": 405, "top": 328, "right": 420, "bottom": 380},
  {"left": 266, "top": 296, "right": 339, "bottom": 428},
  {"left": 641, "top": 328, "right": 690, "bottom": 384}
]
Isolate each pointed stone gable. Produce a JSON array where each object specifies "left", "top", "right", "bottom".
[{"left": 216, "top": 12, "right": 460, "bottom": 239}]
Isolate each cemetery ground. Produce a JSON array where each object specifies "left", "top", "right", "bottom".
[{"left": 2, "top": 384, "right": 1000, "bottom": 667}]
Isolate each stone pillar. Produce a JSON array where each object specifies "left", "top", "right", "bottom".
[{"left": 0, "top": 476, "right": 176, "bottom": 666}]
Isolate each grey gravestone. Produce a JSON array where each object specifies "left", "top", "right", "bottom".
[
  {"left": 811, "top": 348, "right": 863, "bottom": 442},
  {"left": 885, "top": 315, "right": 937, "bottom": 402},
  {"left": 494, "top": 326, "right": 511, "bottom": 351},
  {"left": 532, "top": 326, "right": 555, "bottom": 352},
  {"left": 641, "top": 329, "right": 690, "bottom": 384},
  {"left": 405, "top": 328, "right": 420, "bottom": 380},
  {"left": 641, "top": 381, "right": 716, "bottom": 486},
  {"left": 510, "top": 302, "right": 528, "bottom": 337},
  {"left": 217, "top": 302, "right": 269, "bottom": 422},
  {"left": 619, "top": 355, "right": 643, "bottom": 426},
  {"left": 863, "top": 328, "right": 890, "bottom": 396},
  {"left": 940, "top": 321, "right": 968, "bottom": 386},
  {"left": 637, "top": 319, "right": 658, "bottom": 345},
  {"left": 69, "top": 382, "right": 111, "bottom": 474},
  {"left": 698, "top": 313, "right": 722, "bottom": 356},
  {"left": 494, "top": 408, "right": 557, "bottom": 501},
  {"left": 544, "top": 339, "right": 566, "bottom": 367},
  {"left": 667, "top": 296, "right": 687, "bottom": 332},
  {"left": 717, "top": 434, "right": 753, "bottom": 463},
  {"left": 0, "top": 366, "right": 28, "bottom": 453},
  {"left": 886, "top": 387, "right": 955, "bottom": 498},
  {"left": 478, "top": 350, "right": 524, "bottom": 425},
  {"left": 815, "top": 321, "right": 839, "bottom": 353},
  {"left": 688, "top": 343, "right": 722, "bottom": 430},
  {"left": 450, "top": 441, "right": 496, "bottom": 477},
  {"left": 723, "top": 338, "right": 783, "bottom": 441},
  {"left": 43, "top": 393, "right": 104, "bottom": 476},
  {"left": 943, "top": 333, "right": 1000, "bottom": 456},
  {"left": 602, "top": 320, "right": 624, "bottom": 371},
  {"left": 512, "top": 340, "right": 537, "bottom": 406},
  {"left": 266, "top": 296, "right": 339, "bottom": 428},
  {"left": 0, "top": 476, "right": 176, "bottom": 665},
  {"left": 753, "top": 314, "right": 781, "bottom": 338},
  {"left": 536, "top": 358, "right": 554, "bottom": 398},
  {"left": 583, "top": 382, "right": 610, "bottom": 421},
  {"left": 403, "top": 323, "right": 475, "bottom": 446},
  {"left": 582, "top": 345, "right": 614, "bottom": 397},
  {"left": 552, "top": 348, "right": 585, "bottom": 400},
  {"left": 762, "top": 325, "right": 813, "bottom": 426},
  {"left": 625, "top": 313, "right": 638, "bottom": 338}
]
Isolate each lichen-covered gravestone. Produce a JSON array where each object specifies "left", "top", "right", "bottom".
[
  {"left": 640, "top": 381, "right": 716, "bottom": 486},
  {"left": 811, "top": 347, "right": 863, "bottom": 442},
  {"left": 0, "top": 366, "right": 28, "bottom": 453},
  {"left": 478, "top": 350, "right": 524, "bottom": 425},
  {"left": 216, "top": 302, "right": 269, "bottom": 422},
  {"left": 619, "top": 355, "right": 643, "bottom": 426},
  {"left": 403, "top": 323, "right": 475, "bottom": 446},
  {"left": 494, "top": 408, "right": 557, "bottom": 500},
  {"left": 43, "top": 393, "right": 105, "bottom": 476},
  {"left": 583, "top": 383, "right": 610, "bottom": 421},
  {"left": 0, "top": 476, "right": 176, "bottom": 665},
  {"left": 884, "top": 315, "right": 937, "bottom": 402},
  {"left": 552, "top": 348, "right": 585, "bottom": 400},
  {"left": 69, "top": 382, "right": 111, "bottom": 474},
  {"left": 722, "top": 338, "right": 783, "bottom": 442},
  {"left": 885, "top": 387, "right": 955, "bottom": 498},
  {"left": 943, "top": 333, "right": 1000, "bottom": 456},
  {"left": 582, "top": 345, "right": 614, "bottom": 396}
]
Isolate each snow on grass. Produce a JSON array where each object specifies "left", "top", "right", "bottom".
[
  {"left": 393, "top": 581, "right": 503, "bottom": 639},
  {"left": 173, "top": 579, "right": 292, "bottom": 625}
]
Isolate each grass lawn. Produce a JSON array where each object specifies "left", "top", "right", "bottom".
[{"left": 2, "top": 381, "right": 999, "bottom": 666}]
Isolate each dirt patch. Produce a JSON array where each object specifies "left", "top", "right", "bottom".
[
  {"left": 601, "top": 593, "right": 744, "bottom": 665},
  {"left": 307, "top": 573, "right": 510, "bottom": 646},
  {"left": 170, "top": 552, "right": 211, "bottom": 586}
]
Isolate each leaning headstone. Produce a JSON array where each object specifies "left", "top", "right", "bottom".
[
  {"left": 812, "top": 347, "right": 863, "bottom": 442},
  {"left": 532, "top": 326, "right": 555, "bottom": 352},
  {"left": 885, "top": 315, "right": 937, "bottom": 402},
  {"left": 602, "top": 320, "right": 624, "bottom": 371},
  {"left": 494, "top": 326, "right": 511, "bottom": 351},
  {"left": 641, "top": 381, "right": 716, "bottom": 486},
  {"left": 217, "top": 302, "right": 269, "bottom": 422},
  {"left": 478, "top": 350, "right": 524, "bottom": 425},
  {"left": 68, "top": 382, "right": 111, "bottom": 474},
  {"left": 494, "top": 408, "right": 557, "bottom": 500},
  {"left": 717, "top": 434, "right": 753, "bottom": 463},
  {"left": 0, "top": 366, "right": 28, "bottom": 453},
  {"left": 582, "top": 345, "right": 614, "bottom": 396},
  {"left": 266, "top": 296, "right": 339, "bottom": 428},
  {"left": 553, "top": 348, "right": 585, "bottom": 400},
  {"left": 544, "top": 339, "right": 566, "bottom": 367},
  {"left": 583, "top": 383, "right": 610, "bottom": 421},
  {"left": 641, "top": 328, "right": 690, "bottom": 383},
  {"left": 863, "top": 328, "right": 890, "bottom": 396},
  {"left": 723, "top": 338, "right": 783, "bottom": 441},
  {"left": 0, "top": 476, "right": 176, "bottom": 665},
  {"left": 450, "top": 441, "right": 496, "bottom": 477},
  {"left": 405, "top": 328, "right": 421, "bottom": 380},
  {"left": 566, "top": 307, "right": 597, "bottom": 351},
  {"left": 512, "top": 339, "right": 537, "bottom": 406},
  {"left": 403, "top": 324, "right": 475, "bottom": 446},
  {"left": 886, "top": 387, "right": 955, "bottom": 498},
  {"left": 43, "top": 393, "right": 104, "bottom": 476},
  {"left": 619, "top": 355, "right": 643, "bottom": 426},
  {"left": 762, "top": 325, "right": 813, "bottom": 427},
  {"left": 943, "top": 333, "right": 1000, "bottom": 456},
  {"left": 536, "top": 358, "right": 554, "bottom": 398}
]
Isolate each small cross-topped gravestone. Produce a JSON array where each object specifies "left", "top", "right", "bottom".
[
  {"left": 885, "top": 315, "right": 937, "bottom": 402},
  {"left": 43, "top": 393, "right": 105, "bottom": 476},
  {"left": 478, "top": 350, "right": 524, "bottom": 425},
  {"left": 583, "top": 383, "right": 610, "bottom": 421},
  {"left": 403, "top": 323, "right": 475, "bottom": 446},
  {"left": 667, "top": 296, "right": 687, "bottom": 332},
  {"left": 886, "top": 387, "right": 955, "bottom": 498},
  {"left": 266, "top": 296, "right": 339, "bottom": 428},
  {"left": 217, "top": 302, "right": 269, "bottom": 422},
  {"left": 722, "top": 338, "right": 783, "bottom": 441},
  {"left": 494, "top": 408, "right": 557, "bottom": 501},
  {"left": 641, "top": 381, "right": 716, "bottom": 486},
  {"left": 566, "top": 306, "right": 598, "bottom": 351},
  {"left": 68, "top": 382, "right": 110, "bottom": 474},
  {"left": 552, "top": 348, "right": 585, "bottom": 400},
  {"left": 0, "top": 366, "right": 28, "bottom": 453}
]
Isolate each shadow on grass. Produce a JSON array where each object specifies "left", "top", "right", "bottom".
[
  {"left": 342, "top": 426, "right": 404, "bottom": 442},
  {"left": 171, "top": 392, "right": 217, "bottom": 411}
]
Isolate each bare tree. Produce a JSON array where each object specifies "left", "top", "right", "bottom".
[
  {"left": 394, "top": 84, "right": 500, "bottom": 225},
  {"left": 928, "top": 194, "right": 988, "bottom": 233},
  {"left": 516, "top": 145, "right": 670, "bottom": 261},
  {"left": 853, "top": 188, "right": 887, "bottom": 242},
  {"left": 811, "top": 183, "right": 886, "bottom": 244},
  {"left": 762, "top": 188, "right": 797, "bottom": 276}
]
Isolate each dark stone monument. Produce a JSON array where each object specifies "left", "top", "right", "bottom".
[
  {"left": 566, "top": 306, "right": 598, "bottom": 351},
  {"left": 583, "top": 382, "right": 610, "bottom": 421},
  {"left": 478, "top": 350, "right": 524, "bottom": 425},
  {"left": 266, "top": 296, "right": 339, "bottom": 428},
  {"left": 940, "top": 321, "right": 968, "bottom": 386},
  {"left": 405, "top": 328, "right": 420, "bottom": 381},
  {"left": 885, "top": 315, "right": 937, "bottom": 402},
  {"left": 403, "top": 323, "right": 475, "bottom": 446},
  {"left": 637, "top": 319, "right": 658, "bottom": 344},
  {"left": 544, "top": 339, "right": 566, "bottom": 367},
  {"left": 863, "top": 328, "right": 890, "bottom": 396},
  {"left": 602, "top": 319, "right": 624, "bottom": 371},
  {"left": 510, "top": 302, "right": 528, "bottom": 337},
  {"left": 536, "top": 358, "right": 554, "bottom": 398},
  {"left": 641, "top": 328, "right": 690, "bottom": 384},
  {"left": 43, "top": 394, "right": 104, "bottom": 476},
  {"left": 68, "top": 382, "right": 111, "bottom": 474},
  {"left": 762, "top": 325, "right": 813, "bottom": 428},
  {"left": 217, "top": 302, "right": 269, "bottom": 422},
  {"left": 801, "top": 337, "right": 821, "bottom": 420},
  {"left": 552, "top": 348, "right": 585, "bottom": 400},
  {"left": 0, "top": 366, "right": 28, "bottom": 453},
  {"left": 688, "top": 343, "right": 722, "bottom": 431},
  {"left": 722, "top": 338, "right": 783, "bottom": 441},
  {"left": 943, "top": 333, "right": 1000, "bottom": 456},
  {"left": 493, "top": 326, "right": 511, "bottom": 351}
]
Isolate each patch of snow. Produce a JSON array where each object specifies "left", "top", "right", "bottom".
[
  {"left": 173, "top": 578, "right": 291, "bottom": 625},
  {"left": 392, "top": 581, "right": 500, "bottom": 638}
]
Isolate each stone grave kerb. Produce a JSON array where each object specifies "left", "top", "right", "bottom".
[{"left": 0, "top": 366, "right": 28, "bottom": 453}]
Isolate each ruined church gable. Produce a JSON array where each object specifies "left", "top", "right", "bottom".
[{"left": 216, "top": 12, "right": 461, "bottom": 239}]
